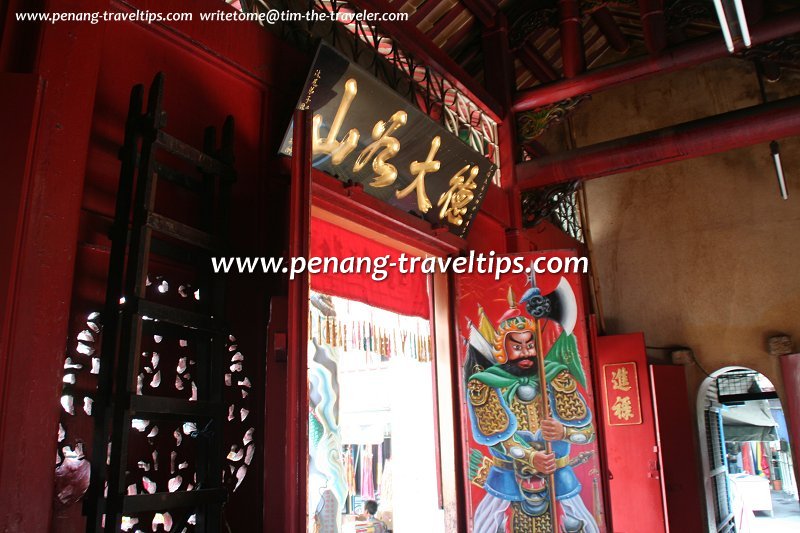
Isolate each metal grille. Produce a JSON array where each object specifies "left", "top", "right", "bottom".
[
  {"left": 712, "top": 475, "right": 731, "bottom": 523},
  {"left": 717, "top": 369, "right": 778, "bottom": 403},
  {"left": 243, "top": 0, "right": 502, "bottom": 186},
  {"left": 718, "top": 370, "right": 759, "bottom": 396},
  {"left": 706, "top": 376, "right": 719, "bottom": 404},
  {"left": 521, "top": 182, "right": 585, "bottom": 242},
  {"left": 705, "top": 409, "right": 725, "bottom": 470},
  {"left": 705, "top": 408, "right": 733, "bottom": 529}
]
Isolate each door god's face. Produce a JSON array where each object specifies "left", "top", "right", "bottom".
[{"left": 503, "top": 330, "right": 538, "bottom": 376}]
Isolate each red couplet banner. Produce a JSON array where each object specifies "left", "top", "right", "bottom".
[{"left": 602, "top": 362, "right": 643, "bottom": 426}]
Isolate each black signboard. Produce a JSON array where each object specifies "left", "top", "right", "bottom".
[{"left": 280, "top": 43, "right": 495, "bottom": 239}]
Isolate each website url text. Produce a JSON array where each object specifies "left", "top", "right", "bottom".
[
  {"left": 211, "top": 253, "right": 589, "bottom": 281},
  {"left": 14, "top": 9, "right": 409, "bottom": 25}
]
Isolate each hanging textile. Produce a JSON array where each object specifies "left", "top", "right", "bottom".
[
  {"left": 753, "top": 442, "right": 762, "bottom": 476},
  {"left": 758, "top": 442, "right": 771, "bottom": 479},
  {"left": 308, "top": 293, "right": 433, "bottom": 363},
  {"left": 741, "top": 442, "right": 755, "bottom": 475},
  {"left": 314, "top": 489, "right": 340, "bottom": 533},
  {"left": 376, "top": 443, "right": 383, "bottom": 494},
  {"left": 354, "top": 445, "right": 362, "bottom": 496},
  {"left": 360, "top": 445, "right": 375, "bottom": 500},
  {"left": 378, "top": 458, "right": 394, "bottom": 531},
  {"left": 344, "top": 445, "right": 356, "bottom": 497},
  {"left": 310, "top": 217, "right": 430, "bottom": 319}
]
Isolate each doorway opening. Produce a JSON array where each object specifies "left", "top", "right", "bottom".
[
  {"left": 698, "top": 367, "right": 800, "bottom": 532},
  {"left": 304, "top": 216, "right": 449, "bottom": 533}
]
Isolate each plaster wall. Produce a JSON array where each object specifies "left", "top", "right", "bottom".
[{"left": 572, "top": 57, "right": 800, "bottom": 399}]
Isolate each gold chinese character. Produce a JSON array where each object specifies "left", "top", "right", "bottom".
[
  {"left": 437, "top": 164, "right": 479, "bottom": 226},
  {"left": 611, "top": 367, "right": 632, "bottom": 391},
  {"left": 312, "top": 78, "right": 360, "bottom": 165},
  {"left": 354, "top": 110, "right": 407, "bottom": 187},
  {"left": 396, "top": 136, "right": 441, "bottom": 213},
  {"left": 611, "top": 396, "right": 634, "bottom": 421}
]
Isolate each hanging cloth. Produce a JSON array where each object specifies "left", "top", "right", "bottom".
[
  {"left": 378, "top": 458, "right": 394, "bottom": 530},
  {"left": 741, "top": 442, "right": 755, "bottom": 475},
  {"left": 314, "top": 489, "right": 340, "bottom": 533},
  {"left": 376, "top": 443, "right": 383, "bottom": 493},
  {"left": 309, "top": 217, "right": 430, "bottom": 319},
  {"left": 360, "top": 445, "right": 375, "bottom": 500},
  {"left": 759, "top": 442, "right": 771, "bottom": 479},
  {"left": 344, "top": 446, "right": 356, "bottom": 496}
]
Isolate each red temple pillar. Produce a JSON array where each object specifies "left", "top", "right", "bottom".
[
  {"left": 0, "top": 2, "right": 107, "bottom": 529},
  {"left": 779, "top": 352, "right": 800, "bottom": 489}
]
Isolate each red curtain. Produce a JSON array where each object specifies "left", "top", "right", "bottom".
[{"left": 309, "top": 217, "right": 430, "bottom": 319}]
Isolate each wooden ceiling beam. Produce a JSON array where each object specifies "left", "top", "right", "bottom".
[
  {"left": 517, "top": 95, "right": 800, "bottom": 189},
  {"left": 558, "top": 0, "right": 586, "bottom": 78},
  {"left": 638, "top": 0, "right": 667, "bottom": 54},
  {"left": 349, "top": 0, "right": 503, "bottom": 120},
  {"left": 591, "top": 6, "right": 629, "bottom": 53},
  {"left": 458, "top": 0, "right": 499, "bottom": 28},
  {"left": 512, "top": 9, "right": 800, "bottom": 112},
  {"left": 457, "top": 44, "right": 483, "bottom": 74},
  {"left": 482, "top": 14, "right": 523, "bottom": 229},
  {"left": 515, "top": 42, "right": 559, "bottom": 83}
]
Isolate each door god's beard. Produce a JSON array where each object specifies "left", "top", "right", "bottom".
[{"left": 500, "top": 357, "right": 539, "bottom": 377}]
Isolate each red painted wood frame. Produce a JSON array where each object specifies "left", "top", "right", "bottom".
[
  {"left": 0, "top": 1, "right": 109, "bottom": 529},
  {"left": 285, "top": 109, "right": 312, "bottom": 533},
  {"left": 587, "top": 317, "right": 615, "bottom": 532}
]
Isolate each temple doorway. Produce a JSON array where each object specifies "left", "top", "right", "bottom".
[{"left": 698, "top": 367, "right": 800, "bottom": 532}]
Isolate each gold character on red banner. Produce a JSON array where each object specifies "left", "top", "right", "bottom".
[
  {"left": 603, "top": 362, "right": 642, "bottom": 426},
  {"left": 611, "top": 367, "right": 631, "bottom": 392},
  {"left": 611, "top": 396, "right": 634, "bottom": 421}
]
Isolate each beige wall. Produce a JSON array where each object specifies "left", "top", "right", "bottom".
[{"left": 564, "top": 57, "right": 800, "bottom": 400}]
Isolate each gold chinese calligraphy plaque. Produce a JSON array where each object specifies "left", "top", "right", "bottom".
[
  {"left": 602, "top": 362, "right": 643, "bottom": 426},
  {"left": 279, "top": 43, "right": 496, "bottom": 239}
]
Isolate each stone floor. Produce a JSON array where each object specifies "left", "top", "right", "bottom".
[{"left": 751, "top": 490, "right": 800, "bottom": 532}]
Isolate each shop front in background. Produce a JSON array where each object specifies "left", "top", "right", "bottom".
[{"left": 306, "top": 218, "right": 445, "bottom": 533}]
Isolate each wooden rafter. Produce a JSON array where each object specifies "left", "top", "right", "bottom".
[
  {"left": 442, "top": 17, "right": 477, "bottom": 54},
  {"left": 592, "top": 6, "right": 629, "bottom": 52},
  {"left": 411, "top": 0, "right": 442, "bottom": 26},
  {"left": 515, "top": 41, "right": 559, "bottom": 83},
  {"left": 426, "top": 3, "right": 467, "bottom": 40},
  {"left": 458, "top": 0, "right": 499, "bottom": 28},
  {"left": 638, "top": 0, "right": 667, "bottom": 54}
]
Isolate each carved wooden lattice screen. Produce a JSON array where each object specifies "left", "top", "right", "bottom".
[{"left": 55, "top": 74, "right": 255, "bottom": 532}]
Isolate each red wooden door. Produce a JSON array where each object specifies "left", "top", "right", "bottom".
[
  {"left": 650, "top": 365, "right": 704, "bottom": 533},
  {"left": 592, "top": 332, "right": 667, "bottom": 533}
]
